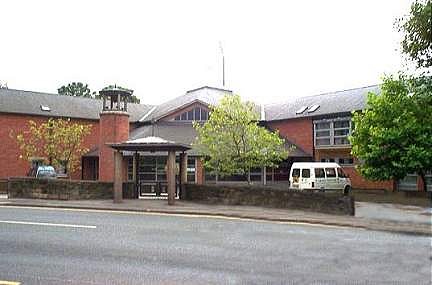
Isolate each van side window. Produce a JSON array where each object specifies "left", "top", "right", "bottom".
[
  {"left": 292, "top": 169, "right": 300, "bottom": 177},
  {"left": 315, "top": 168, "right": 325, "bottom": 178},
  {"left": 301, "top": 169, "right": 310, "bottom": 178},
  {"left": 325, "top": 168, "right": 336, "bottom": 177},
  {"left": 337, "top": 168, "right": 346, "bottom": 178}
]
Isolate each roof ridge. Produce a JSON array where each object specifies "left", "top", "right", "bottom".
[
  {"left": 265, "top": 84, "right": 379, "bottom": 106},
  {"left": 1, "top": 88, "right": 154, "bottom": 107}
]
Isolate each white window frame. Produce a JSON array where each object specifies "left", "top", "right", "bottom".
[{"left": 314, "top": 117, "right": 352, "bottom": 148}]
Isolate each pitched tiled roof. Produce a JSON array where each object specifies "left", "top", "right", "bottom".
[
  {"left": 0, "top": 88, "right": 154, "bottom": 122},
  {"left": 264, "top": 85, "right": 380, "bottom": 121},
  {"left": 129, "top": 121, "right": 309, "bottom": 157},
  {"left": 139, "top": 86, "right": 233, "bottom": 122}
]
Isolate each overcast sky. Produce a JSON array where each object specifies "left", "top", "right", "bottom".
[{"left": 0, "top": 0, "right": 413, "bottom": 105}]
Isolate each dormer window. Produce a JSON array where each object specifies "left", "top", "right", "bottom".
[
  {"left": 174, "top": 107, "right": 209, "bottom": 121},
  {"left": 40, "top": 105, "right": 51, "bottom": 112}
]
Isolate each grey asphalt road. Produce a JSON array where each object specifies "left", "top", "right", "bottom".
[{"left": 0, "top": 206, "right": 430, "bottom": 285}]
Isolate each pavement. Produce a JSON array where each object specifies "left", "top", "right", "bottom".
[{"left": 0, "top": 196, "right": 431, "bottom": 236}]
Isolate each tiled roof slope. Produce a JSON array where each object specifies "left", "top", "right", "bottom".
[
  {"left": 0, "top": 88, "right": 154, "bottom": 122},
  {"left": 139, "top": 86, "right": 233, "bottom": 122},
  {"left": 264, "top": 85, "right": 380, "bottom": 121},
  {"left": 129, "top": 122, "right": 199, "bottom": 155}
]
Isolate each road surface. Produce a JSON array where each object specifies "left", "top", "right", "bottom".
[{"left": 0, "top": 206, "right": 430, "bottom": 284}]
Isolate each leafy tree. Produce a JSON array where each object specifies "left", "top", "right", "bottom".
[
  {"left": 194, "top": 94, "right": 289, "bottom": 183},
  {"left": 58, "top": 82, "right": 95, "bottom": 98},
  {"left": 397, "top": 0, "right": 432, "bottom": 68},
  {"left": 350, "top": 74, "right": 432, "bottom": 191},
  {"left": 95, "top": 85, "right": 141, "bottom": 104},
  {"left": 12, "top": 118, "right": 92, "bottom": 177}
]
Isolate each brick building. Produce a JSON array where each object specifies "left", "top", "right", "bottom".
[{"left": 0, "top": 85, "right": 428, "bottom": 195}]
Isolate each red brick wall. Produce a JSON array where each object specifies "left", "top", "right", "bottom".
[
  {"left": 266, "top": 118, "right": 314, "bottom": 156},
  {"left": 98, "top": 112, "right": 130, "bottom": 182},
  {"left": 0, "top": 113, "right": 99, "bottom": 179},
  {"left": 315, "top": 148, "right": 395, "bottom": 191}
]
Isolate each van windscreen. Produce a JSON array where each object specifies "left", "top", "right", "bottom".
[{"left": 292, "top": 169, "right": 300, "bottom": 177}]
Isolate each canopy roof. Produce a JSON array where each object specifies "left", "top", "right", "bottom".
[{"left": 108, "top": 136, "right": 190, "bottom": 152}]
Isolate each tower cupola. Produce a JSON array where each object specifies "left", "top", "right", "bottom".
[{"left": 100, "top": 85, "right": 133, "bottom": 112}]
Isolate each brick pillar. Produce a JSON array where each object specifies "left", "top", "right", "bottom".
[{"left": 99, "top": 111, "right": 129, "bottom": 182}]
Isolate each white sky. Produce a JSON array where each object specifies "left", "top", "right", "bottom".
[{"left": 0, "top": 0, "right": 413, "bottom": 105}]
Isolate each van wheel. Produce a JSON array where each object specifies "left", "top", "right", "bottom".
[{"left": 343, "top": 186, "right": 351, "bottom": 196}]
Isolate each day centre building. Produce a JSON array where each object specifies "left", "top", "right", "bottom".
[{"left": 0, "top": 85, "right": 429, "bottom": 197}]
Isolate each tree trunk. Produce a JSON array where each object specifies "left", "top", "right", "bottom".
[
  {"left": 247, "top": 169, "right": 251, "bottom": 185},
  {"left": 419, "top": 170, "right": 427, "bottom": 192}
]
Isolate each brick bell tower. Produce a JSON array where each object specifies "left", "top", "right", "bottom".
[{"left": 98, "top": 85, "right": 132, "bottom": 182}]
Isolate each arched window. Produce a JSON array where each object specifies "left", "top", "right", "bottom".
[{"left": 174, "top": 107, "right": 209, "bottom": 121}]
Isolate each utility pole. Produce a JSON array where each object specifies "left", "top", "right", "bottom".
[{"left": 219, "top": 41, "right": 225, "bottom": 87}]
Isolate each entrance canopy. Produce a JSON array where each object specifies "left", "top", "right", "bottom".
[
  {"left": 108, "top": 136, "right": 191, "bottom": 205},
  {"left": 109, "top": 136, "right": 190, "bottom": 152}
]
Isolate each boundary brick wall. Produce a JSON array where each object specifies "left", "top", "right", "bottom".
[
  {"left": 7, "top": 177, "right": 137, "bottom": 200},
  {"left": 184, "top": 184, "right": 355, "bottom": 216}
]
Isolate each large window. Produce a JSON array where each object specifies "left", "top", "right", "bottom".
[
  {"left": 174, "top": 107, "right": 209, "bottom": 121},
  {"left": 127, "top": 156, "right": 197, "bottom": 183},
  {"left": 314, "top": 118, "right": 351, "bottom": 147}
]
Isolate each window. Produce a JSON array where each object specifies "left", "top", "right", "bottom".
[
  {"left": 40, "top": 105, "right": 51, "bottom": 112},
  {"left": 314, "top": 118, "right": 351, "bottom": 147},
  {"left": 315, "top": 168, "right": 325, "bottom": 178},
  {"left": 173, "top": 107, "right": 209, "bottom": 121},
  {"left": 325, "top": 168, "right": 336, "bottom": 177},
  {"left": 301, "top": 169, "right": 310, "bottom": 178},
  {"left": 187, "top": 158, "right": 196, "bottom": 183},
  {"left": 308, "top": 104, "right": 320, "bottom": 113},
  {"left": 127, "top": 158, "right": 133, "bottom": 181},
  {"left": 296, "top": 106, "right": 308, "bottom": 114},
  {"left": 321, "top": 157, "right": 354, "bottom": 165},
  {"left": 292, "top": 168, "right": 300, "bottom": 177}
]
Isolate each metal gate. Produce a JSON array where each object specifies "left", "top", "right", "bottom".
[{"left": 138, "top": 181, "right": 179, "bottom": 199}]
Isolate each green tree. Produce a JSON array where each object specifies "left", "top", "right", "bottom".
[
  {"left": 58, "top": 82, "right": 95, "bottom": 98},
  {"left": 350, "top": 75, "right": 432, "bottom": 191},
  {"left": 397, "top": 0, "right": 432, "bottom": 68},
  {"left": 12, "top": 118, "right": 92, "bottom": 177},
  {"left": 193, "top": 94, "right": 289, "bottom": 184}
]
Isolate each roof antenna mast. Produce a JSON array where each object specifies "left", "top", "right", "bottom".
[{"left": 219, "top": 41, "right": 225, "bottom": 87}]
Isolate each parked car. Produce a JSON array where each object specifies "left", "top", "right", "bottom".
[
  {"left": 36, "top": 166, "right": 57, "bottom": 179},
  {"left": 289, "top": 162, "right": 351, "bottom": 194}
]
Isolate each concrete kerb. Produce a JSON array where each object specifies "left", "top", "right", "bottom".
[{"left": 0, "top": 202, "right": 430, "bottom": 237}]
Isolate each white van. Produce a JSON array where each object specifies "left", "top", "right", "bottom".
[{"left": 289, "top": 162, "right": 351, "bottom": 194}]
